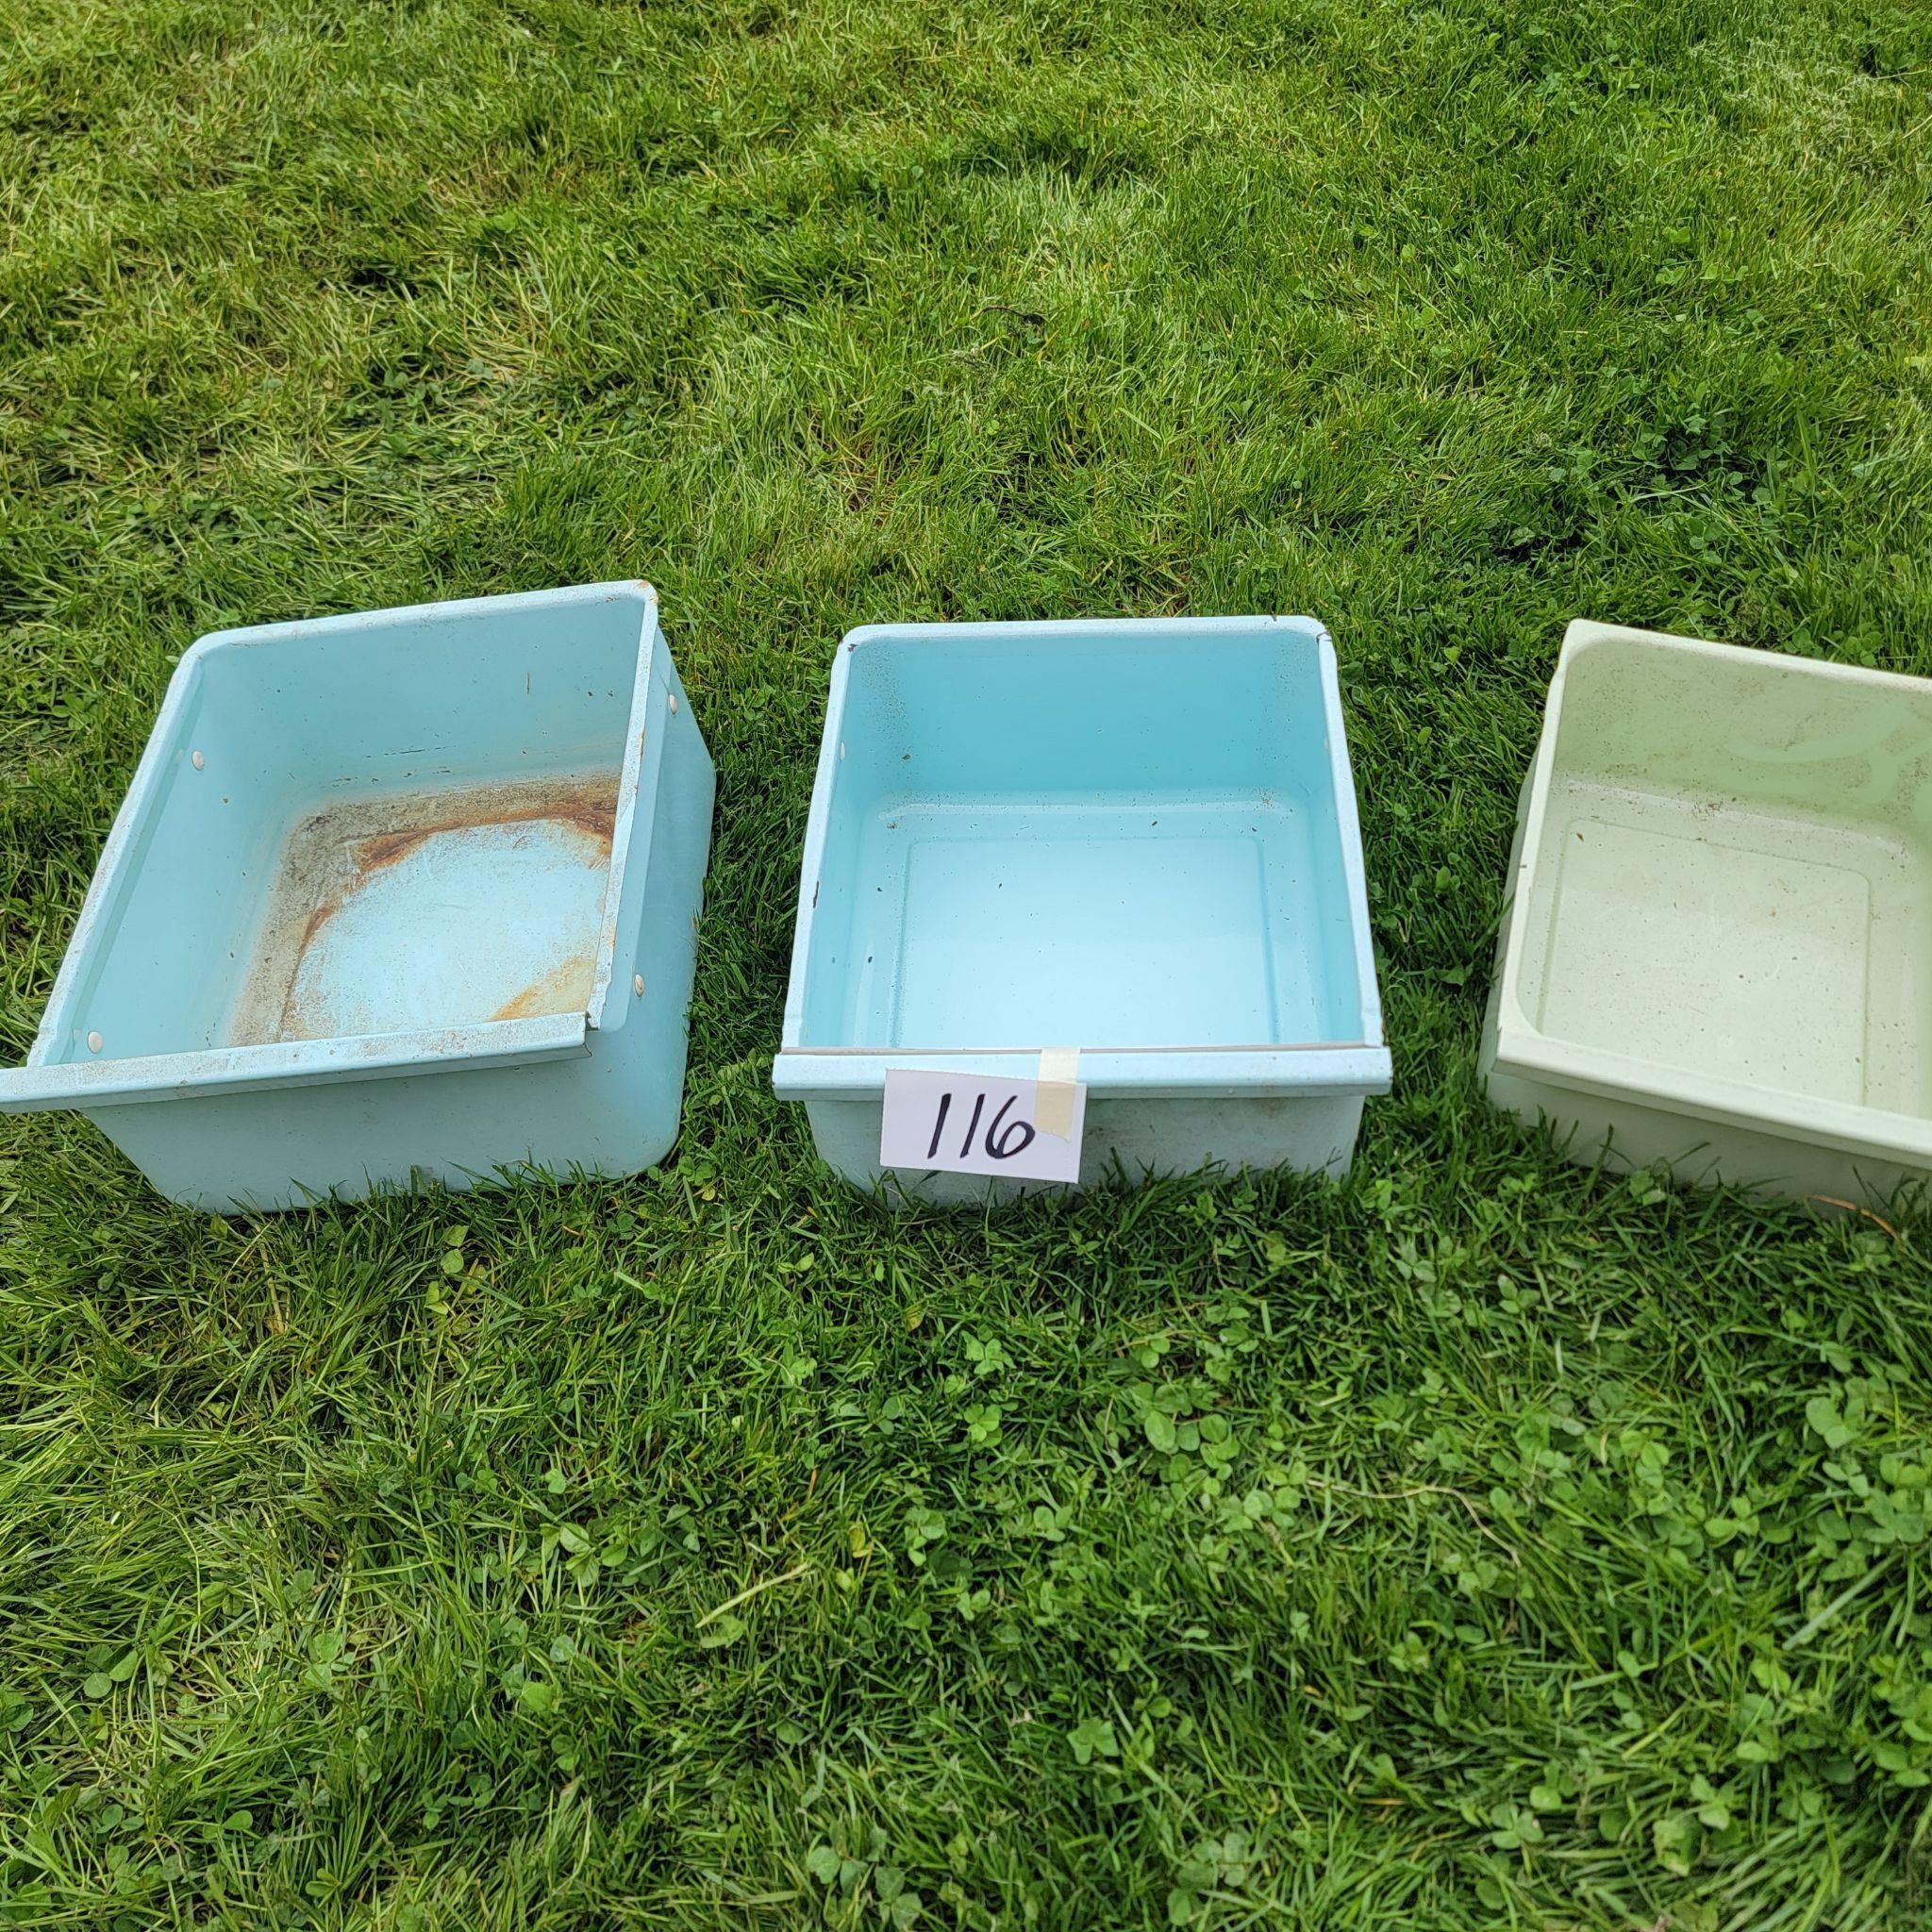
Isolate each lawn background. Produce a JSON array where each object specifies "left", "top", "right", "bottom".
[{"left": 3, "top": 0, "right": 1932, "bottom": 1925}]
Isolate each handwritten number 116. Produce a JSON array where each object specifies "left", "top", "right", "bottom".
[{"left": 926, "top": 1091, "right": 1038, "bottom": 1162}]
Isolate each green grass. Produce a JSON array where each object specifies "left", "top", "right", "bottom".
[{"left": 3, "top": 0, "right": 1932, "bottom": 1924}]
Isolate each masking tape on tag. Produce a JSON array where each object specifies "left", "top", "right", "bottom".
[{"left": 1036, "top": 1047, "right": 1080, "bottom": 1139}]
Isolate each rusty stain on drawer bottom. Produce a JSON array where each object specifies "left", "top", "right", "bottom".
[{"left": 231, "top": 774, "right": 621, "bottom": 1046}]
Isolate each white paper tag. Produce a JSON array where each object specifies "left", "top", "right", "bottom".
[{"left": 880, "top": 1068, "right": 1087, "bottom": 1183}]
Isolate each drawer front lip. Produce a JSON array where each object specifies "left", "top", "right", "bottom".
[
  {"left": 0, "top": 1010, "right": 592, "bottom": 1112},
  {"left": 774, "top": 1042, "right": 1392, "bottom": 1103}
]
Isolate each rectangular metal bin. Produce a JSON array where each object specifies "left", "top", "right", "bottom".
[
  {"left": 0, "top": 581, "right": 715, "bottom": 1212},
  {"left": 774, "top": 615, "right": 1391, "bottom": 1198},
  {"left": 1482, "top": 619, "right": 1932, "bottom": 1204}
]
